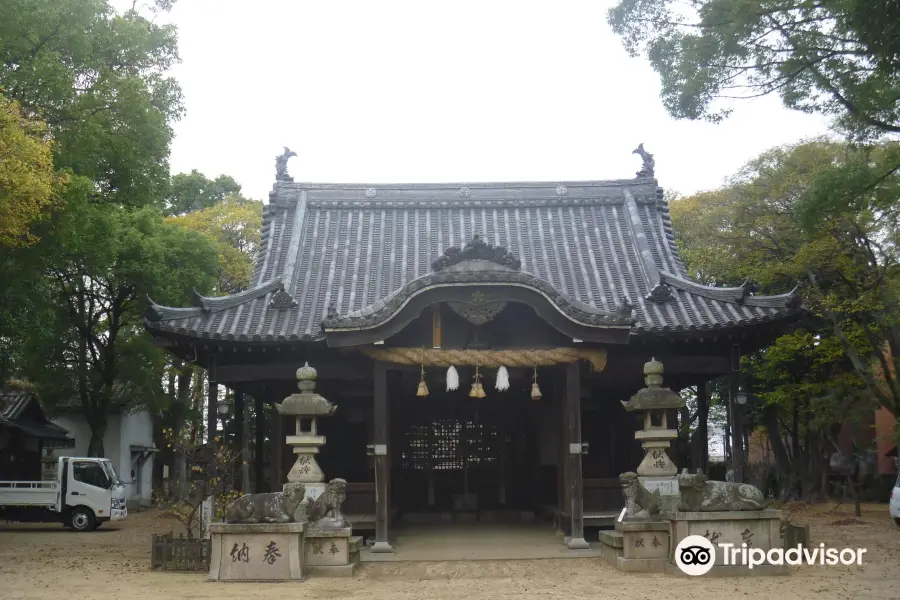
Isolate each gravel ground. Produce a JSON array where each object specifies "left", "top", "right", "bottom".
[{"left": 0, "top": 502, "right": 897, "bottom": 600}]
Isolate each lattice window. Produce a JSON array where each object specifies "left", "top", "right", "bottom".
[{"left": 399, "top": 418, "right": 501, "bottom": 470}]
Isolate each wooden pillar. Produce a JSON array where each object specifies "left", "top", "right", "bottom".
[
  {"left": 234, "top": 391, "right": 250, "bottom": 493},
  {"left": 254, "top": 394, "right": 265, "bottom": 493},
  {"left": 370, "top": 361, "right": 394, "bottom": 552},
  {"left": 207, "top": 380, "right": 218, "bottom": 443},
  {"left": 729, "top": 369, "right": 744, "bottom": 483},
  {"left": 556, "top": 377, "right": 568, "bottom": 536},
  {"left": 270, "top": 403, "right": 283, "bottom": 491},
  {"left": 564, "top": 362, "right": 589, "bottom": 549},
  {"left": 693, "top": 382, "right": 710, "bottom": 474}
]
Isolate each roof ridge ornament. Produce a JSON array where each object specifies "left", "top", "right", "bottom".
[
  {"left": 646, "top": 282, "right": 673, "bottom": 303},
  {"left": 269, "top": 289, "right": 298, "bottom": 309},
  {"left": 632, "top": 143, "right": 655, "bottom": 178},
  {"left": 275, "top": 146, "right": 297, "bottom": 182},
  {"left": 431, "top": 234, "right": 522, "bottom": 271}
]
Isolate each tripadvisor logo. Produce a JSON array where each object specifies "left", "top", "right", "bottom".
[{"left": 674, "top": 534, "right": 867, "bottom": 576}]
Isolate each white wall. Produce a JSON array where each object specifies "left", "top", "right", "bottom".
[
  {"left": 52, "top": 410, "right": 154, "bottom": 504},
  {"left": 119, "top": 410, "right": 154, "bottom": 505}
]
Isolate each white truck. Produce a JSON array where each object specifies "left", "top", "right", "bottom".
[{"left": 0, "top": 456, "right": 127, "bottom": 531}]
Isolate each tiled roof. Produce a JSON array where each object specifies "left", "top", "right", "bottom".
[
  {"left": 0, "top": 390, "right": 33, "bottom": 423},
  {"left": 0, "top": 390, "right": 71, "bottom": 440},
  {"left": 145, "top": 178, "right": 800, "bottom": 342}
]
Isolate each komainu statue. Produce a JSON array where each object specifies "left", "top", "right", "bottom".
[
  {"left": 619, "top": 471, "right": 661, "bottom": 519},
  {"left": 676, "top": 468, "right": 765, "bottom": 512},
  {"left": 307, "top": 478, "right": 348, "bottom": 526},
  {"left": 224, "top": 485, "right": 306, "bottom": 524}
]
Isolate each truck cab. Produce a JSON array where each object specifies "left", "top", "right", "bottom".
[{"left": 0, "top": 457, "right": 127, "bottom": 531}]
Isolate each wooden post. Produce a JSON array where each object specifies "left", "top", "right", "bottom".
[
  {"left": 371, "top": 361, "right": 394, "bottom": 552},
  {"left": 254, "top": 394, "right": 265, "bottom": 493},
  {"left": 207, "top": 380, "right": 218, "bottom": 443},
  {"left": 565, "top": 362, "right": 589, "bottom": 549},
  {"left": 271, "top": 402, "right": 283, "bottom": 491},
  {"left": 729, "top": 370, "right": 745, "bottom": 483},
  {"left": 234, "top": 391, "right": 249, "bottom": 493}
]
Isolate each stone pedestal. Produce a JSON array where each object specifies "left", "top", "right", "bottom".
[
  {"left": 208, "top": 522, "right": 306, "bottom": 582},
  {"left": 305, "top": 525, "right": 361, "bottom": 576},
  {"left": 599, "top": 520, "right": 670, "bottom": 573},
  {"left": 668, "top": 509, "right": 789, "bottom": 576}
]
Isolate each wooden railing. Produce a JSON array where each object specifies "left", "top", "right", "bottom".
[{"left": 150, "top": 534, "right": 211, "bottom": 571}]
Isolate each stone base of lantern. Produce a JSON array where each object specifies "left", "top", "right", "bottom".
[
  {"left": 304, "top": 524, "right": 361, "bottom": 576},
  {"left": 598, "top": 520, "right": 670, "bottom": 573}
]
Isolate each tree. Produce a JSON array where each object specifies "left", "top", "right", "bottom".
[
  {"left": 165, "top": 170, "right": 243, "bottom": 216},
  {"left": 670, "top": 139, "right": 895, "bottom": 498},
  {"left": 158, "top": 427, "right": 240, "bottom": 539},
  {"left": 0, "top": 0, "right": 183, "bottom": 207},
  {"left": 0, "top": 94, "right": 64, "bottom": 248},
  {"left": 166, "top": 195, "right": 262, "bottom": 294},
  {"left": 607, "top": 0, "right": 900, "bottom": 139},
  {"left": 20, "top": 199, "right": 218, "bottom": 456}
]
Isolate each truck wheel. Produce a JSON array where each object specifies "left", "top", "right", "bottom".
[{"left": 69, "top": 507, "right": 95, "bottom": 531}]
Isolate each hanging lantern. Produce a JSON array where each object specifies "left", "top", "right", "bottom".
[
  {"left": 470, "top": 366, "right": 487, "bottom": 398},
  {"left": 495, "top": 365, "right": 510, "bottom": 391},
  {"left": 416, "top": 364, "right": 429, "bottom": 397},
  {"left": 446, "top": 365, "right": 459, "bottom": 391},
  {"left": 531, "top": 367, "right": 542, "bottom": 401}
]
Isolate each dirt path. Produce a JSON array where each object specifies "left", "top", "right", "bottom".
[{"left": 0, "top": 503, "right": 897, "bottom": 600}]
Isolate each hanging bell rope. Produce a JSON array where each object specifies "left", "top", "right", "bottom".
[{"left": 355, "top": 347, "right": 607, "bottom": 372}]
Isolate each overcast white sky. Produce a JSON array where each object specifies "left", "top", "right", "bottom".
[{"left": 145, "top": 0, "right": 833, "bottom": 201}]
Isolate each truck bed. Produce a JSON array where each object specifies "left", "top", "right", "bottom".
[{"left": 0, "top": 481, "right": 59, "bottom": 508}]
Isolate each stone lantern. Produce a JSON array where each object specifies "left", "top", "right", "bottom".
[
  {"left": 276, "top": 362, "right": 336, "bottom": 512},
  {"left": 621, "top": 358, "right": 684, "bottom": 506}
]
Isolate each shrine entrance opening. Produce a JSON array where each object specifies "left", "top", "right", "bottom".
[{"left": 390, "top": 372, "right": 540, "bottom": 520}]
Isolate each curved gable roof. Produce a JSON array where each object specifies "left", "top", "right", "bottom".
[{"left": 145, "top": 178, "right": 801, "bottom": 342}]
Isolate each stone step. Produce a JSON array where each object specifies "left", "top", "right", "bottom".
[
  {"left": 349, "top": 536, "right": 363, "bottom": 554},
  {"left": 598, "top": 530, "right": 624, "bottom": 548}
]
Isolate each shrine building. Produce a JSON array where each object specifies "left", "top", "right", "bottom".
[{"left": 144, "top": 150, "right": 800, "bottom": 551}]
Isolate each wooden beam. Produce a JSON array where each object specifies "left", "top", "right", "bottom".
[
  {"left": 370, "top": 361, "right": 394, "bottom": 553},
  {"left": 565, "top": 362, "right": 589, "bottom": 549},
  {"left": 598, "top": 355, "right": 731, "bottom": 376},
  {"left": 215, "top": 360, "right": 372, "bottom": 383},
  {"left": 432, "top": 305, "right": 442, "bottom": 348}
]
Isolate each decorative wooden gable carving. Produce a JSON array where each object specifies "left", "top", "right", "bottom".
[
  {"left": 431, "top": 234, "right": 522, "bottom": 271},
  {"left": 446, "top": 290, "right": 508, "bottom": 325}
]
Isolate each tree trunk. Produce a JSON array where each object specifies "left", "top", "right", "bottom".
[
  {"left": 87, "top": 414, "right": 107, "bottom": 457},
  {"left": 690, "top": 382, "right": 710, "bottom": 472},
  {"left": 763, "top": 406, "right": 793, "bottom": 500},
  {"left": 176, "top": 366, "right": 192, "bottom": 498}
]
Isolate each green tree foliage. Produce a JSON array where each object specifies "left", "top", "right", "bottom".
[
  {"left": 17, "top": 198, "right": 218, "bottom": 456},
  {"left": 607, "top": 0, "right": 900, "bottom": 138},
  {"left": 166, "top": 195, "right": 262, "bottom": 294},
  {"left": 0, "top": 0, "right": 183, "bottom": 206},
  {"left": 0, "top": 94, "right": 65, "bottom": 247},
  {"left": 671, "top": 139, "right": 899, "bottom": 496},
  {"left": 0, "top": 0, "right": 203, "bottom": 456},
  {"left": 165, "top": 170, "right": 243, "bottom": 216}
]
